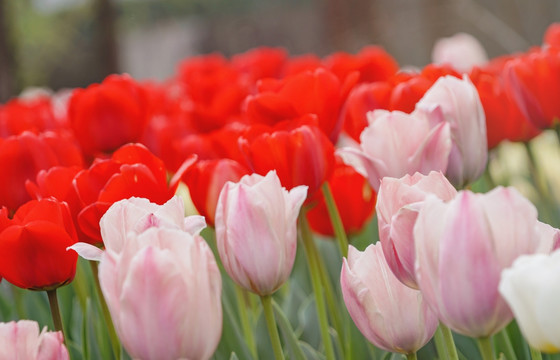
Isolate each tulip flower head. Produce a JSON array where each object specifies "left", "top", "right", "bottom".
[
  {"left": 340, "top": 243, "right": 438, "bottom": 354},
  {"left": 0, "top": 320, "right": 69, "bottom": 360},
  {"left": 499, "top": 249, "right": 560, "bottom": 353},
  {"left": 215, "top": 170, "right": 307, "bottom": 295},
  {"left": 415, "top": 74, "right": 487, "bottom": 188},
  {"left": 415, "top": 187, "right": 559, "bottom": 337},
  {"left": 376, "top": 171, "right": 457, "bottom": 288},
  {"left": 70, "top": 196, "right": 221, "bottom": 360}
]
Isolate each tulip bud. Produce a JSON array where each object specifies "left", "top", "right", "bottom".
[
  {"left": 415, "top": 187, "right": 559, "bottom": 337},
  {"left": 340, "top": 243, "right": 438, "bottom": 354},
  {"left": 499, "top": 249, "right": 560, "bottom": 353},
  {"left": 215, "top": 170, "right": 307, "bottom": 295},
  {"left": 432, "top": 33, "right": 488, "bottom": 73},
  {"left": 377, "top": 171, "right": 456, "bottom": 288},
  {"left": 0, "top": 320, "right": 69, "bottom": 359},
  {"left": 337, "top": 109, "right": 451, "bottom": 191},
  {"left": 415, "top": 75, "right": 487, "bottom": 187}
]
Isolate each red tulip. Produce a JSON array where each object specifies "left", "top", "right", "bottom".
[
  {"left": 73, "top": 143, "right": 184, "bottom": 245},
  {"left": 0, "top": 96, "right": 61, "bottom": 138},
  {"left": 505, "top": 48, "right": 560, "bottom": 129},
  {"left": 176, "top": 54, "right": 248, "bottom": 133},
  {"left": 240, "top": 118, "right": 335, "bottom": 197},
  {"left": 68, "top": 74, "right": 150, "bottom": 158},
  {"left": 0, "top": 131, "right": 83, "bottom": 213},
  {"left": 231, "top": 47, "right": 288, "bottom": 85},
  {"left": 306, "top": 157, "right": 376, "bottom": 236},
  {"left": 0, "top": 199, "right": 78, "bottom": 290},
  {"left": 323, "top": 46, "right": 399, "bottom": 84},
  {"left": 245, "top": 68, "right": 352, "bottom": 142},
  {"left": 544, "top": 22, "right": 560, "bottom": 49},
  {"left": 470, "top": 65, "right": 540, "bottom": 149},
  {"left": 181, "top": 158, "right": 250, "bottom": 226}
]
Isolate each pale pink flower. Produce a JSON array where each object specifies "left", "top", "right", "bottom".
[
  {"left": 337, "top": 109, "right": 451, "bottom": 191},
  {"left": 0, "top": 320, "right": 68, "bottom": 360},
  {"left": 100, "top": 227, "right": 222, "bottom": 360},
  {"left": 215, "top": 170, "right": 307, "bottom": 295},
  {"left": 414, "top": 75, "right": 487, "bottom": 187},
  {"left": 340, "top": 243, "right": 438, "bottom": 354},
  {"left": 432, "top": 33, "right": 488, "bottom": 73},
  {"left": 415, "top": 187, "right": 559, "bottom": 337},
  {"left": 376, "top": 171, "right": 456, "bottom": 288}
]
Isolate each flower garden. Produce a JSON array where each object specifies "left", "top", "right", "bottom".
[{"left": 1, "top": 20, "right": 560, "bottom": 360}]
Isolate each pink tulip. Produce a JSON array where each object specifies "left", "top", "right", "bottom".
[
  {"left": 337, "top": 109, "right": 451, "bottom": 191},
  {"left": 0, "top": 320, "right": 69, "bottom": 360},
  {"left": 414, "top": 187, "right": 559, "bottom": 337},
  {"left": 99, "top": 227, "right": 222, "bottom": 360},
  {"left": 432, "top": 33, "right": 488, "bottom": 73},
  {"left": 215, "top": 170, "right": 307, "bottom": 295},
  {"left": 415, "top": 75, "right": 487, "bottom": 187},
  {"left": 376, "top": 171, "right": 457, "bottom": 288},
  {"left": 340, "top": 243, "right": 438, "bottom": 354},
  {"left": 69, "top": 196, "right": 206, "bottom": 260}
]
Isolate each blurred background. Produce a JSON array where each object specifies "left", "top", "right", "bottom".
[{"left": 1, "top": 0, "right": 559, "bottom": 102}]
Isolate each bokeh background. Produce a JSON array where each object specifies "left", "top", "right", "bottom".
[{"left": 1, "top": 0, "right": 560, "bottom": 102}]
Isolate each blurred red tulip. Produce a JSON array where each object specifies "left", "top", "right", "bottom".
[
  {"left": 324, "top": 46, "right": 399, "bottom": 84},
  {"left": 177, "top": 54, "right": 248, "bottom": 133},
  {"left": 0, "top": 131, "right": 83, "bottom": 213},
  {"left": 0, "top": 199, "right": 78, "bottom": 290},
  {"left": 0, "top": 96, "right": 61, "bottom": 138},
  {"left": 232, "top": 47, "right": 288, "bottom": 86},
  {"left": 245, "top": 68, "right": 351, "bottom": 142},
  {"left": 68, "top": 74, "right": 150, "bottom": 158},
  {"left": 505, "top": 47, "right": 560, "bottom": 130}
]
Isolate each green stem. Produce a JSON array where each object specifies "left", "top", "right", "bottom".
[
  {"left": 90, "top": 261, "right": 122, "bottom": 360},
  {"left": 495, "top": 328, "right": 518, "bottom": 360},
  {"left": 311, "top": 234, "right": 344, "bottom": 356},
  {"left": 523, "top": 142, "right": 555, "bottom": 224},
  {"left": 406, "top": 352, "right": 418, "bottom": 360},
  {"left": 299, "top": 213, "right": 336, "bottom": 360},
  {"left": 478, "top": 336, "right": 495, "bottom": 360},
  {"left": 321, "top": 182, "right": 348, "bottom": 258},
  {"left": 47, "top": 289, "right": 65, "bottom": 340},
  {"left": 440, "top": 323, "right": 459, "bottom": 360},
  {"left": 272, "top": 300, "right": 306, "bottom": 360},
  {"left": 529, "top": 346, "right": 543, "bottom": 360},
  {"left": 235, "top": 285, "right": 258, "bottom": 359},
  {"left": 433, "top": 325, "right": 449, "bottom": 360},
  {"left": 260, "top": 295, "right": 284, "bottom": 360}
]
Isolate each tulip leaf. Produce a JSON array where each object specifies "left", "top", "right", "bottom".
[{"left": 273, "top": 300, "right": 306, "bottom": 360}]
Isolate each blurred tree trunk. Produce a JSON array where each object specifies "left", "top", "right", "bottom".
[
  {"left": 0, "top": 0, "right": 15, "bottom": 102},
  {"left": 95, "top": 0, "right": 119, "bottom": 77}
]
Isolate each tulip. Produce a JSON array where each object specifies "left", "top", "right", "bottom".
[
  {"left": 499, "top": 249, "right": 560, "bottom": 353},
  {"left": 323, "top": 46, "right": 399, "bottom": 84},
  {"left": 181, "top": 158, "right": 250, "bottom": 226},
  {"left": 215, "top": 170, "right": 307, "bottom": 295},
  {"left": 340, "top": 243, "right": 438, "bottom": 354},
  {"left": 376, "top": 171, "right": 456, "bottom": 288},
  {"left": 0, "top": 198, "right": 78, "bottom": 290},
  {"left": 0, "top": 320, "right": 68, "bottom": 359},
  {"left": 414, "top": 187, "right": 559, "bottom": 337},
  {"left": 432, "top": 33, "right": 488, "bottom": 73},
  {"left": 240, "top": 119, "right": 334, "bottom": 196},
  {"left": 0, "top": 131, "right": 83, "bottom": 213},
  {"left": 99, "top": 227, "right": 222, "bottom": 360},
  {"left": 338, "top": 109, "right": 451, "bottom": 191},
  {"left": 68, "top": 74, "right": 150, "bottom": 157},
  {"left": 73, "top": 143, "right": 186, "bottom": 245},
  {"left": 415, "top": 74, "right": 487, "bottom": 187}
]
